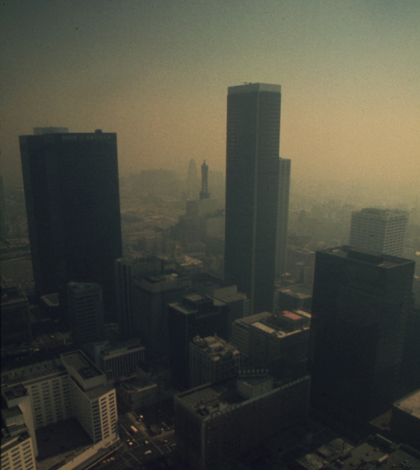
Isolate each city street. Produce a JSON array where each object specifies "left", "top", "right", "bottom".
[{"left": 92, "top": 412, "right": 177, "bottom": 470}]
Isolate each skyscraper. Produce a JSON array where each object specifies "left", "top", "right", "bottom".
[
  {"left": 349, "top": 208, "right": 408, "bottom": 256},
  {"left": 309, "top": 246, "right": 415, "bottom": 418},
  {"left": 224, "top": 83, "right": 281, "bottom": 314},
  {"left": 20, "top": 129, "right": 122, "bottom": 318},
  {"left": 276, "top": 158, "right": 291, "bottom": 278}
]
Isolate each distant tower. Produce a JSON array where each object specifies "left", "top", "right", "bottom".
[
  {"left": 349, "top": 208, "right": 408, "bottom": 256},
  {"left": 19, "top": 128, "right": 122, "bottom": 319},
  {"left": 186, "top": 158, "right": 199, "bottom": 197},
  {"left": 224, "top": 83, "right": 281, "bottom": 314},
  {"left": 200, "top": 160, "right": 210, "bottom": 199},
  {"left": 276, "top": 158, "right": 291, "bottom": 278},
  {"left": 67, "top": 282, "right": 105, "bottom": 346}
]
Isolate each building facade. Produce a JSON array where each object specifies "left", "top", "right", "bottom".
[
  {"left": 168, "top": 294, "right": 230, "bottom": 388},
  {"left": 97, "top": 341, "right": 146, "bottom": 380},
  {"left": 115, "top": 256, "right": 172, "bottom": 338},
  {"left": 189, "top": 335, "right": 241, "bottom": 388},
  {"left": 1, "top": 285, "right": 32, "bottom": 346},
  {"left": 19, "top": 129, "right": 122, "bottom": 318},
  {"left": 175, "top": 373, "right": 310, "bottom": 470},
  {"left": 349, "top": 208, "right": 408, "bottom": 256},
  {"left": 67, "top": 282, "right": 105, "bottom": 347},
  {"left": 276, "top": 158, "right": 291, "bottom": 279},
  {"left": 224, "top": 83, "right": 282, "bottom": 315},
  {"left": 309, "top": 246, "right": 415, "bottom": 418}
]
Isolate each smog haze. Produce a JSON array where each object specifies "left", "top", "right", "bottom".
[{"left": 1, "top": 0, "right": 419, "bottom": 201}]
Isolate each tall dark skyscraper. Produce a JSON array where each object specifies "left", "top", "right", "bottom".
[
  {"left": 20, "top": 129, "right": 122, "bottom": 318},
  {"left": 276, "top": 157, "right": 291, "bottom": 279},
  {"left": 224, "top": 83, "right": 281, "bottom": 314},
  {"left": 309, "top": 246, "right": 415, "bottom": 418}
]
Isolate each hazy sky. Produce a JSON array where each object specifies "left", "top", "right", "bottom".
[{"left": 1, "top": 0, "right": 419, "bottom": 193}]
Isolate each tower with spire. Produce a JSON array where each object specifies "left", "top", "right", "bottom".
[{"left": 200, "top": 160, "right": 210, "bottom": 200}]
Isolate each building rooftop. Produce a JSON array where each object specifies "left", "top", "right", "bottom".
[
  {"left": 355, "top": 208, "right": 409, "bottom": 218},
  {"left": 278, "top": 284, "right": 313, "bottom": 299},
  {"left": 247, "top": 310, "right": 310, "bottom": 337},
  {"left": 134, "top": 271, "right": 191, "bottom": 293},
  {"left": 325, "top": 246, "right": 414, "bottom": 268},
  {"left": 177, "top": 374, "right": 306, "bottom": 419},
  {"left": 177, "top": 381, "right": 243, "bottom": 416},
  {"left": 394, "top": 389, "right": 420, "bottom": 420},
  {"left": 2, "top": 384, "right": 28, "bottom": 402},
  {"left": 228, "top": 83, "right": 281, "bottom": 94},
  {"left": 234, "top": 311, "right": 272, "bottom": 326},
  {"left": 40, "top": 293, "right": 60, "bottom": 308},
  {"left": 294, "top": 434, "right": 420, "bottom": 470},
  {"left": 1, "top": 429, "right": 31, "bottom": 452},
  {"left": 283, "top": 311, "right": 303, "bottom": 321},
  {"left": 191, "top": 335, "right": 240, "bottom": 360},
  {"left": 67, "top": 282, "right": 101, "bottom": 293},
  {"left": 61, "top": 351, "right": 103, "bottom": 380}
]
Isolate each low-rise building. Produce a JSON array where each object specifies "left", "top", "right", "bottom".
[
  {"left": 168, "top": 293, "right": 230, "bottom": 388},
  {"left": 175, "top": 372, "right": 310, "bottom": 470},
  {"left": 189, "top": 335, "right": 241, "bottom": 388},
  {"left": 277, "top": 284, "right": 312, "bottom": 313},
  {"left": 85, "top": 339, "right": 145, "bottom": 380},
  {"left": 232, "top": 310, "right": 311, "bottom": 376},
  {"left": 117, "top": 364, "right": 172, "bottom": 411}
]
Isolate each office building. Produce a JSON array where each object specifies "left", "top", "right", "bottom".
[
  {"left": 309, "top": 246, "right": 415, "bottom": 418},
  {"left": 1, "top": 284, "right": 31, "bottom": 345},
  {"left": 231, "top": 311, "right": 272, "bottom": 361},
  {"left": 248, "top": 310, "right": 311, "bottom": 376},
  {"left": 189, "top": 335, "right": 241, "bottom": 388},
  {"left": 20, "top": 129, "right": 122, "bottom": 318},
  {"left": 85, "top": 339, "right": 145, "bottom": 380},
  {"left": 400, "top": 305, "right": 420, "bottom": 391},
  {"left": 168, "top": 294, "right": 230, "bottom": 388},
  {"left": 175, "top": 372, "right": 310, "bottom": 470},
  {"left": 115, "top": 256, "right": 173, "bottom": 338},
  {"left": 0, "top": 174, "right": 7, "bottom": 238},
  {"left": 349, "top": 208, "right": 408, "bottom": 256},
  {"left": 118, "top": 364, "right": 172, "bottom": 411},
  {"left": 67, "top": 282, "right": 105, "bottom": 346},
  {"left": 224, "top": 83, "right": 281, "bottom": 314},
  {"left": 276, "top": 158, "right": 291, "bottom": 278},
  {"left": 132, "top": 268, "right": 192, "bottom": 361},
  {"left": 231, "top": 309, "right": 311, "bottom": 375}
]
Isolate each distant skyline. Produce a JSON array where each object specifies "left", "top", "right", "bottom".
[{"left": 1, "top": 0, "right": 419, "bottom": 195}]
